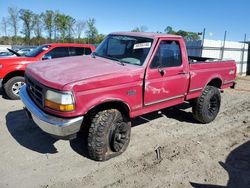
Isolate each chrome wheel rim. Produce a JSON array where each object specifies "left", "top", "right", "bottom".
[
  {"left": 110, "top": 122, "right": 130, "bottom": 152},
  {"left": 12, "top": 82, "right": 25, "bottom": 96}
]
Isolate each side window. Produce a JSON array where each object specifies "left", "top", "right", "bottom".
[
  {"left": 150, "top": 40, "right": 182, "bottom": 68},
  {"left": 84, "top": 48, "right": 92, "bottom": 55},
  {"left": 45, "top": 47, "right": 69, "bottom": 59},
  {"left": 69, "top": 47, "right": 85, "bottom": 56},
  {"left": 69, "top": 47, "right": 92, "bottom": 56}
]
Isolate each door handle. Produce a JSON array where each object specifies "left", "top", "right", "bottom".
[
  {"left": 158, "top": 68, "right": 165, "bottom": 76},
  {"left": 178, "top": 72, "right": 187, "bottom": 75}
]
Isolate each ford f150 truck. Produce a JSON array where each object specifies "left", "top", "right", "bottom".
[
  {"left": 20, "top": 32, "right": 236, "bottom": 161},
  {"left": 0, "top": 43, "right": 95, "bottom": 99}
]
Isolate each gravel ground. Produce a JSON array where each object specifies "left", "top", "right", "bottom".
[{"left": 0, "top": 77, "right": 250, "bottom": 188}]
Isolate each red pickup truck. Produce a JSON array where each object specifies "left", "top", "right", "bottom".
[
  {"left": 20, "top": 32, "right": 236, "bottom": 161},
  {"left": 0, "top": 43, "right": 95, "bottom": 99}
]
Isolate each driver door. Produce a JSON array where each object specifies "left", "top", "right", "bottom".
[{"left": 144, "top": 38, "right": 189, "bottom": 107}]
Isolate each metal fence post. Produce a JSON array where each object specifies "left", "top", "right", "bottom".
[
  {"left": 201, "top": 28, "right": 206, "bottom": 57},
  {"left": 220, "top": 31, "right": 227, "bottom": 59},
  {"left": 240, "top": 34, "right": 247, "bottom": 75}
]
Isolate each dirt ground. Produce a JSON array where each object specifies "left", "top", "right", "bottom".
[{"left": 0, "top": 77, "right": 250, "bottom": 188}]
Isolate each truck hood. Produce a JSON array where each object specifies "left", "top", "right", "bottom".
[{"left": 26, "top": 56, "right": 144, "bottom": 90}]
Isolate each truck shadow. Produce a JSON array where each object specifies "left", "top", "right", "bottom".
[
  {"left": 70, "top": 132, "right": 89, "bottom": 158},
  {"left": 6, "top": 103, "right": 198, "bottom": 159},
  {"left": 0, "top": 88, "right": 9, "bottom": 99},
  {"left": 0, "top": 88, "right": 4, "bottom": 98},
  {"left": 6, "top": 110, "right": 58, "bottom": 154},
  {"left": 70, "top": 103, "right": 199, "bottom": 158},
  {"left": 190, "top": 140, "right": 250, "bottom": 188},
  {"left": 132, "top": 103, "right": 199, "bottom": 126}
]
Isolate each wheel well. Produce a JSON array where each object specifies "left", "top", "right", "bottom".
[
  {"left": 2, "top": 71, "right": 25, "bottom": 85},
  {"left": 87, "top": 101, "right": 130, "bottom": 120},
  {"left": 207, "top": 78, "right": 222, "bottom": 88},
  {"left": 80, "top": 101, "right": 131, "bottom": 132}
]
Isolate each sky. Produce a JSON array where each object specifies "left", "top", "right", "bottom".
[{"left": 0, "top": 0, "right": 249, "bottom": 41}]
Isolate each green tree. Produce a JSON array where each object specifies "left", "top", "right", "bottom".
[
  {"left": 75, "top": 20, "right": 86, "bottom": 41},
  {"left": 131, "top": 25, "right": 148, "bottom": 32},
  {"left": 184, "top": 31, "right": 200, "bottom": 41},
  {"left": 131, "top": 27, "right": 140, "bottom": 32},
  {"left": 19, "top": 9, "right": 35, "bottom": 45},
  {"left": 164, "top": 26, "right": 200, "bottom": 41},
  {"left": 33, "top": 13, "right": 43, "bottom": 44},
  {"left": 85, "top": 18, "right": 98, "bottom": 44},
  {"left": 164, "top": 26, "right": 175, "bottom": 34},
  {"left": 66, "top": 16, "right": 76, "bottom": 42},
  {"left": 176, "top": 30, "right": 200, "bottom": 41},
  {"left": 54, "top": 13, "right": 75, "bottom": 42},
  {"left": 53, "top": 11, "right": 60, "bottom": 41},
  {"left": 95, "top": 34, "right": 106, "bottom": 44},
  {"left": 1, "top": 17, "right": 8, "bottom": 36},
  {"left": 42, "top": 10, "right": 55, "bottom": 41},
  {"left": 8, "top": 7, "right": 19, "bottom": 44}
]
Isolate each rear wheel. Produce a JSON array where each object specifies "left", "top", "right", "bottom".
[
  {"left": 4, "top": 76, "right": 25, "bottom": 100},
  {"left": 192, "top": 86, "right": 221, "bottom": 123},
  {"left": 87, "top": 109, "right": 131, "bottom": 161}
]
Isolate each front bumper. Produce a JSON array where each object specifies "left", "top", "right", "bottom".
[{"left": 19, "top": 86, "right": 83, "bottom": 140}]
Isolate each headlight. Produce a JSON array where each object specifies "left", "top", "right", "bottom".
[{"left": 45, "top": 90, "right": 75, "bottom": 112}]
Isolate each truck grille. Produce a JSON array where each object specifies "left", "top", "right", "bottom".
[{"left": 26, "top": 76, "right": 45, "bottom": 108}]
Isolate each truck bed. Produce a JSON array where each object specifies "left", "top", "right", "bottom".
[
  {"left": 189, "top": 56, "right": 221, "bottom": 63},
  {"left": 186, "top": 58, "right": 236, "bottom": 100}
]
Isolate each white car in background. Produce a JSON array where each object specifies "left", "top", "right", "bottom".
[
  {"left": 0, "top": 47, "right": 35, "bottom": 58},
  {"left": 0, "top": 51, "right": 16, "bottom": 58},
  {"left": 16, "top": 47, "right": 36, "bottom": 55}
]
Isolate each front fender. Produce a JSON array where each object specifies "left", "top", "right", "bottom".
[
  {"left": 74, "top": 83, "right": 143, "bottom": 118},
  {"left": 75, "top": 93, "right": 134, "bottom": 117},
  {"left": 0, "top": 64, "right": 26, "bottom": 79}
]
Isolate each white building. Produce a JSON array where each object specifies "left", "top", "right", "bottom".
[{"left": 186, "top": 39, "right": 249, "bottom": 75}]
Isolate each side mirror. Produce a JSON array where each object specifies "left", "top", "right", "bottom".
[{"left": 42, "top": 55, "right": 52, "bottom": 60}]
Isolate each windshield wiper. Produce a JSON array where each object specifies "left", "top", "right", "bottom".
[
  {"left": 7, "top": 48, "right": 21, "bottom": 57},
  {"left": 106, "top": 55, "right": 126, "bottom": 66},
  {"left": 94, "top": 53, "right": 126, "bottom": 66}
]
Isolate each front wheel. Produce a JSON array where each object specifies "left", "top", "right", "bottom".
[
  {"left": 192, "top": 86, "right": 221, "bottom": 123},
  {"left": 87, "top": 109, "right": 131, "bottom": 161},
  {"left": 4, "top": 76, "right": 25, "bottom": 100}
]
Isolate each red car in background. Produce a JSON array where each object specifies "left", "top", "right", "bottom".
[{"left": 0, "top": 43, "right": 95, "bottom": 99}]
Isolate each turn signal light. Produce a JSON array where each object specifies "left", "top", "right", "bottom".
[{"left": 45, "top": 99, "right": 74, "bottom": 112}]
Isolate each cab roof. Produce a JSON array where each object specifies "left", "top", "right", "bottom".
[
  {"left": 110, "top": 32, "right": 183, "bottom": 39},
  {"left": 43, "top": 43, "right": 94, "bottom": 47}
]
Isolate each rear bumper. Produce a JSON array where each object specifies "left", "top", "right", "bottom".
[{"left": 19, "top": 85, "right": 83, "bottom": 140}]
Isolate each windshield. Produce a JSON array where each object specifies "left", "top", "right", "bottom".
[
  {"left": 25, "top": 45, "right": 50, "bottom": 57},
  {"left": 95, "top": 35, "right": 153, "bottom": 66}
]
